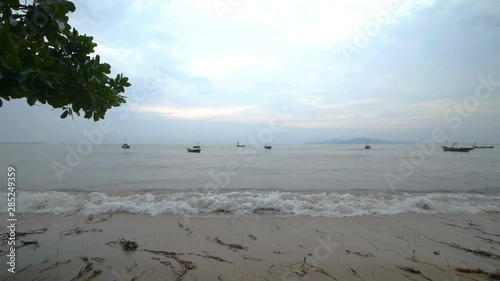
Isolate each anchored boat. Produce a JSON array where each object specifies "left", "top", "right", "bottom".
[{"left": 441, "top": 141, "right": 474, "bottom": 152}]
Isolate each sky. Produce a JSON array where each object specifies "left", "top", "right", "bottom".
[{"left": 1, "top": 0, "right": 499, "bottom": 144}]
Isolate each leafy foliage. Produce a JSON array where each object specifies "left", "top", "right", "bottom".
[{"left": 0, "top": 0, "right": 130, "bottom": 120}]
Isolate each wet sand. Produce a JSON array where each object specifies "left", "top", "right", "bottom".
[{"left": 1, "top": 212, "right": 499, "bottom": 280}]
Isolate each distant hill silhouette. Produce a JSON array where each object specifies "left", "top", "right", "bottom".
[{"left": 305, "top": 138, "right": 410, "bottom": 144}]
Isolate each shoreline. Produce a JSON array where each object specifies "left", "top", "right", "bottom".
[{"left": 1, "top": 212, "right": 499, "bottom": 280}]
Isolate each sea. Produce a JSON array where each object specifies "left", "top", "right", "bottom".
[{"left": 1, "top": 143, "right": 499, "bottom": 217}]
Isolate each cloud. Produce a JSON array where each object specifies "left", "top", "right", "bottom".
[
  {"left": 2, "top": 0, "right": 500, "bottom": 143},
  {"left": 130, "top": 104, "right": 258, "bottom": 121}
]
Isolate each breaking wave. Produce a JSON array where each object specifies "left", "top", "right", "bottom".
[{"left": 2, "top": 190, "right": 500, "bottom": 217}]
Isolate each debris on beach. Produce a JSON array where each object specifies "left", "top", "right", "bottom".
[
  {"left": 442, "top": 222, "right": 500, "bottom": 237},
  {"left": 91, "top": 257, "right": 105, "bottom": 263},
  {"left": 474, "top": 236, "right": 500, "bottom": 246},
  {"left": 455, "top": 267, "right": 486, "bottom": 274},
  {"left": 273, "top": 250, "right": 289, "bottom": 255},
  {"left": 85, "top": 213, "right": 113, "bottom": 224},
  {"left": 19, "top": 240, "right": 40, "bottom": 250},
  {"left": 1, "top": 227, "right": 47, "bottom": 240},
  {"left": 427, "top": 237, "right": 500, "bottom": 259},
  {"left": 70, "top": 257, "right": 93, "bottom": 281},
  {"left": 87, "top": 269, "right": 102, "bottom": 280},
  {"left": 242, "top": 254, "right": 262, "bottom": 261},
  {"left": 119, "top": 238, "right": 139, "bottom": 251},
  {"left": 17, "top": 264, "right": 32, "bottom": 274},
  {"left": 209, "top": 237, "right": 247, "bottom": 251},
  {"left": 346, "top": 249, "right": 373, "bottom": 257},
  {"left": 177, "top": 221, "right": 193, "bottom": 235},
  {"left": 454, "top": 267, "right": 500, "bottom": 280},
  {"left": 247, "top": 234, "right": 257, "bottom": 240},
  {"left": 145, "top": 249, "right": 230, "bottom": 263},
  {"left": 59, "top": 227, "right": 102, "bottom": 236},
  {"left": 105, "top": 238, "right": 139, "bottom": 251},
  {"left": 276, "top": 259, "right": 337, "bottom": 280},
  {"left": 397, "top": 266, "right": 432, "bottom": 281},
  {"left": 349, "top": 268, "right": 365, "bottom": 281},
  {"left": 39, "top": 259, "right": 72, "bottom": 273},
  {"left": 144, "top": 249, "right": 197, "bottom": 280}
]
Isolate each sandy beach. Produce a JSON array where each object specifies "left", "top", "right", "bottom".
[{"left": 1, "top": 212, "right": 499, "bottom": 280}]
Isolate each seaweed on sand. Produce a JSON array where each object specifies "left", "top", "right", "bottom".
[{"left": 209, "top": 236, "right": 247, "bottom": 251}]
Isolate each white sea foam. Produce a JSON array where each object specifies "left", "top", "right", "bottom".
[{"left": 1, "top": 190, "right": 499, "bottom": 217}]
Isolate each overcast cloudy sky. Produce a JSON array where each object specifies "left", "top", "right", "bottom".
[{"left": 1, "top": 0, "right": 499, "bottom": 144}]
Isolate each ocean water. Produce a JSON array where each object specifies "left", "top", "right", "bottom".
[{"left": 1, "top": 143, "right": 499, "bottom": 217}]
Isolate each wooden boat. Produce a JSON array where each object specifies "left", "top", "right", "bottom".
[
  {"left": 441, "top": 141, "right": 474, "bottom": 152},
  {"left": 187, "top": 148, "right": 201, "bottom": 153},
  {"left": 365, "top": 139, "right": 371, "bottom": 149},
  {"left": 473, "top": 142, "right": 494, "bottom": 149},
  {"left": 236, "top": 142, "right": 245, "bottom": 147},
  {"left": 193, "top": 142, "right": 200, "bottom": 148},
  {"left": 122, "top": 141, "right": 130, "bottom": 149},
  {"left": 264, "top": 142, "right": 272, "bottom": 149}
]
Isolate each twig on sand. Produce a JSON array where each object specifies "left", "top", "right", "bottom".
[
  {"left": 144, "top": 249, "right": 230, "bottom": 263},
  {"left": 106, "top": 238, "right": 139, "bottom": 251},
  {"left": 427, "top": 236, "right": 500, "bottom": 260},
  {"left": 177, "top": 222, "right": 193, "bottom": 235},
  {"left": 275, "top": 259, "right": 338, "bottom": 280},
  {"left": 1, "top": 227, "right": 48, "bottom": 240},
  {"left": 17, "top": 264, "right": 32, "bottom": 273},
  {"left": 273, "top": 251, "right": 289, "bottom": 255},
  {"left": 209, "top": 237, "right": 247, "bottom": 251},
  {"left": 397, "top": 266, "right": 432, "bottom": 281},
  {"left": 145, "top": 247, "right": 229, "bottom": 280},
  {"left": 247, "top": 234, "right": 257, "bottom": 240},
  {"left": 70, "top": 257, "right": 93, "bottom": 281},
  {"left": 91, "top": 257, "right": 105, "bottom": 263},
  {"left": 441, "top": 223, "right": 500, "bottom": 237},
  {"left": 346, "top": 249, "right": 373, "bottom": 257},
  {"left": 59, "top": 227, "right": 102, "bottom": 236},
  {"left": 87, "top": 269, "right": 102, "bottom": 280},
  {"left": 146, "top": 249, "right": 196, "bottom": 280},
  {"left": 19, "top": 240, "right": 40, "bottom": 250},
  {"left": 242, "top": 254, "right": 262, "bottom": 261},
  {"left": 474, "top": 236, "right": 500, "bottom": 245},
  {"left": 401, "top": 273, "right": 418, "bottom": 281},
  {"left": 39, "top": 259, "right": 72, "bottom": 273},
  {"left": 119, "top": 238, "right": 138, "bottom": 251},
  {"left": 350, "top": 268, "right": 366, "bottom": 281},
  {"left": 455, "top": 267, "right": 500, "bottom": 280}
]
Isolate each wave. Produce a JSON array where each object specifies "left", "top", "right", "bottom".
[{"left": 1, "top": 190, "right": 499, "bottom": 217}]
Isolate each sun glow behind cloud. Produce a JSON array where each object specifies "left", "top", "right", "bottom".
[
  {"left": 130, "top": 104, "right": 258, "bottom": 121},
  {"left": 65, "top": 0, "right": 500, "bottom": 137}
]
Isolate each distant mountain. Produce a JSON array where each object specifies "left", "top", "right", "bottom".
[{"left": 305, "top": 138, "right": 410, "bottom": 145}]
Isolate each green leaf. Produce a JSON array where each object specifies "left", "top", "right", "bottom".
[
  {"left": 7, "top": 54, "right": 21, "bottom": 70},
  {"left": 42, "top": 56, "right": 56, "bottom": 67},
  {"left": 27, "top": 96, "right": 37, "bottom": 106},
  {"left": 0, "top": 0, "right": 129, "bottom": 120},
  {"left": 62, "top": 1, "right": 76, "bottom": 13}
]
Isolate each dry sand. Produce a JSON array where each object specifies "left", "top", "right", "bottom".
[{"left": 1, "top": 212, "right": 499, "bottom": 281}]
